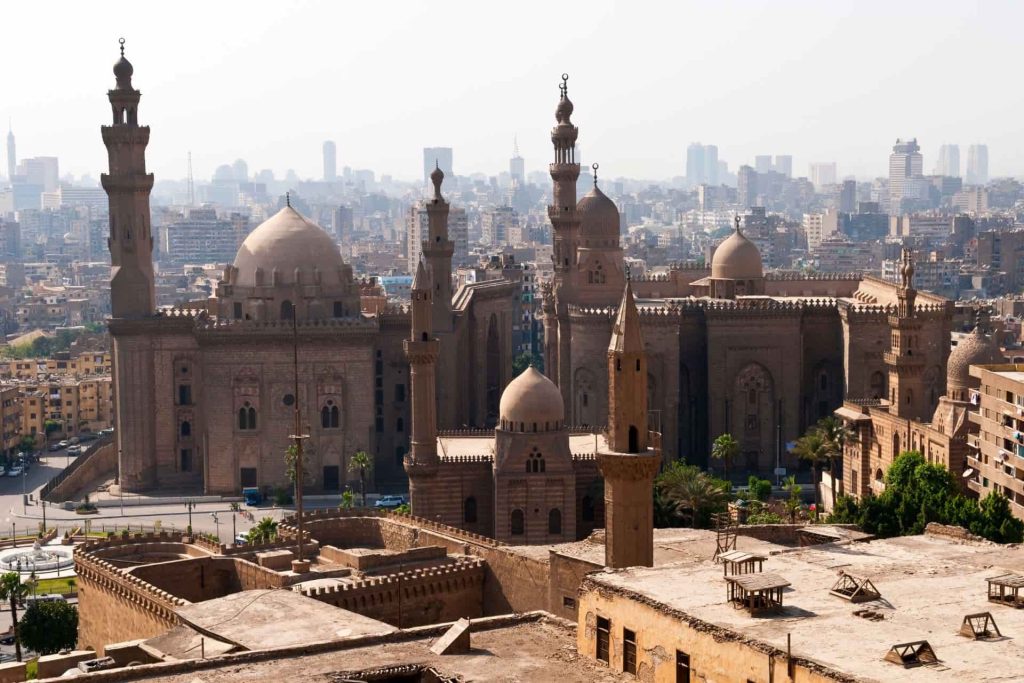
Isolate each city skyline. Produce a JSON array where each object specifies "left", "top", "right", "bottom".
[{"left": 3, "top": 1, "right": 1022, "bottom": 183}]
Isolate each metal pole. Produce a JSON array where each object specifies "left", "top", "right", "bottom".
[{"left": 290, "top": 315, "right": 308, "bottom": 564}]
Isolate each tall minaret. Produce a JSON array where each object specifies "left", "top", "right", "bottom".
[
  {"left": 598, "top": 280, "right": 660, "bottom": 569},
  {"left": 404, "top": 260, "right": 441, "bottom": 518},
  {"left": 422, "top": 163, "right": 453, "bottom": 332},
  {"left": 885, "top": 247, "right": 927, "bottom": 420},
  {"left": 102, "top": 38, "right": 155, "bottom": 319},
  {"left": 548, "top": 73, "right": 581, "bottom": 414},
  {"left": 5, "top": 121, "right": 14, "bottom": 185}
]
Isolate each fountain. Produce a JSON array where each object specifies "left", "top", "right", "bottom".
[{"left": 0, "top": 541, "right": 74, "bottom": 574}]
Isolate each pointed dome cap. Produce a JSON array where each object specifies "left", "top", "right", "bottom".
[
  {"left": 232, "top": 206, "right": 346, "bottom": 288},
  {"left": 499, "top": 366, "right": 564, "bottom": 427},
  {"left": 429, "top": 163, "right": 444, "bottom": 197},
  {"left": 555, "top": 73, "right": 574, "bottom": 123},
  {"left": 948, "top": 325, "right": 1002, "bottom": 390},
  {"left": 711, "top": 218, "right": 763, "bottom": 280},
  {"left": 113, "top": 38, "right": 133, "bottom": 90},
  {"left": 412, "top": 259, "right": 429, "bottom": 291},
  {"left": 578, "top": 165, "right": 620, "bottom": 240},
  {"left": 609, "top": 280, "right": 644, "bottom": 354}
]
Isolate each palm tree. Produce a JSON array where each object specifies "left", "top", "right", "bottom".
[
  {"left": 246, "top": 517, "right": 278, "bottom": 544},
  {"left": 816, "top": 416, "right": 851, "bottom": 509},
  {"left": 348, "top": 451, "right": 374, "bottom": 506},
  {"left": 711, "top": 433, "right": 740, "bottom": 488},
  {"left": 0, "top": 571, "right": 28, "bottom": 661},
  {"left": 656, "top": 462, "right": 730, "bottom": 528},
  {"left": 793, "top": 430, "right": 829, "bottom": 519}
]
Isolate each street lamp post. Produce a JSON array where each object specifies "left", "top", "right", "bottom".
[{"left": 185, "top": 500, "right": 195, "bottom": 535}]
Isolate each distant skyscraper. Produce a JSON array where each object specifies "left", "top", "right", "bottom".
[
  {"left": 839, "top": 179, "right": 857, "bottom": 214},
  {"left": 754, "top": 155, "right": 772, "bottom": 174},
  {"left": 509, "top": 138, "right": 525, "bottom": 184},
  {"left": 934, "top": 144, "right": 960, "bottom": 177},
  {"left": 323, "top": 141, "right": 337, "bottom": 182},
  {"left": 231, "top": 158, "right": 248, "bottom": 183},
  {"left": 888, "top": 138, "right": 922, "bottom": 213},
  {"left": 686, "top": 143, "right": 705, "bottom": 186},
  {"left": 737, "top": 165, "right": 758, "bottom": 207},
  {"left": 5, "top": 123, "right": 14, "bottom": 184},
  {"left": 423, "top": 147, "right": 453, "bottom": 185},
  {"left": 809, "top": 162, "right": 837, "bottom": 188},
  {"left": 773, "top": 155, "right": 792, "bottom": 178},
  {"left": 703, "top": 145, "right": 719, "bottom": 186},
  {"left": 966, "top": 144, "right": 989, "bottom": 186}
]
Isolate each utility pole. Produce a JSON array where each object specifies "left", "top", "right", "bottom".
[{"left": 289, "top": 316, "right": 309, "bottom": 566}]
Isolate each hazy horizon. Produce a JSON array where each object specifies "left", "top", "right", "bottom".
[{"left": 5, "top": 0, "right": 1021, "bottom": 184}]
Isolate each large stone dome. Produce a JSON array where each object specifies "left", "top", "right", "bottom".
[
  {"left": 948, "top": 326, "right": 1002, "bottom": 390},
  {"left": 499, "top": 366, "right": 564, "bottom": 430},
  {"left": 711, "top": 229, "right": 763, "bottom": 280},
  {"left": 577, "top": 186, "right": 620, "bottom": 241},
  {"left": 232, "top": 207, "right": 346, "bottom": 288}
]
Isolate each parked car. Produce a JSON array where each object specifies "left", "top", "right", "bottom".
[
  {"left": 66, "top": 445, "right": 81, "bottom": 455},
  {"left": 374, "top": 495, "right": 406, "bottom": 509},
  {"left": 98, "top": 427, "right": 115, "bottom": 436},
  {"left": 6, "top": 466, "right": 23, "bottom": 478},
  {"left": 79, "top": 433, "right": 98, "bottom": 442},
  {"left": 68, "top": 437, "right": 79, "bottom": 445},
  {"left": 57, "top": 440, "right": 69, "bottom": 449},
  {"left": 233, "top": 534, "right": 248, "bottom": 546},
  {"left": 0, "top": 633, "right": 13, "bottom": 646},
  {"left": 48, "top": 443, "right": 62, "bottom": 452}
]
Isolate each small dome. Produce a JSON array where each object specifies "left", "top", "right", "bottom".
[
  {"left": 947, "top": 326, "right": 1002, "bottom": 390},
  {"left": 499, "top": 367, "right": 564, "bottom": 428},
  {"left": 577, "top": 185, "right": 620, "bottom": 240},
  {"left": 556, "top": 95, "right": 574, "bottom": 123},
  {"left": 711, "top": 229, "right": 763, "bottom": 280},
  {"left": 232, "top": 206, "right": 345, "bottom": 288},
  {"left": 113, "top": 56, "right": 133, "bottom": 90}
]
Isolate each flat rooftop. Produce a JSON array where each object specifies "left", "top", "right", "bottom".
[
  {"left": 587, "top": 533, "right": 1024, "bottom": 681},
  {"left": 92, "top": 618, "right": 632, "bottom": 683}
]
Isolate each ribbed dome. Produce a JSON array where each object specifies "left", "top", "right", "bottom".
[
  {"left": 711, "top": 229, "right": 763, "bottom": 280},
  {"left": 499, "top": 367, "right": 564, "bottom": 429},
  {"left": 232, "top": 207, "right": 345, "bottom": 288},
  {"left": 948, "top": 326, "right": 1002, "bottom": 390},
  {"left": 577, "top": 186, "right": 620, "bottom": 240}
]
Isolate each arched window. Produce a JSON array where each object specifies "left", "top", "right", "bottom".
[
  {"left": 421, "top": 331, "right": 429, "bottom": 342},
  {"left": 396, "top": 417, "right": 404, "bottom": 432},
  {"left": 180, "top": 421, "right": 191, "bottom": 438},
  {"left": 330, "top": 405, "right": 339, "bottom": 428},
  {"left": 581, "top": 495, "right": 595, "bottom": 522},
  {"left": 464, "top": 497, "right": 478, "bottom": 524},
  {"left": 510, "top": 509, "right": 524, "bottom": 536},
  {"left": 280, "top": 300, "right": 294, "bottom": 320},
  {"left": 548, "top": 508, "right": 562, "bottom": 535},
  {"left": 321, "top": 406, "right": 331, "bottom": 429},
  {"left": 238, "top": 402, "right": 256, "bottom": 430}
]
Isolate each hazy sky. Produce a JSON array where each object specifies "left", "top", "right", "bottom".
[{"left": 5, "top": 0, "right": 1021, "bottom": 183}]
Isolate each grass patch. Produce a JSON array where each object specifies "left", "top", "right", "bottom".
[
  {"left": 25, "top": 658, "right": 37, "bottom": 679},
  {"left": 29, "top": 577, "right": 75, "bottom": 595}
]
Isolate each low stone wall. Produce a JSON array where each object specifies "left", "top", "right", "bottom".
[
  {"left": 734, "top": 523, "right": 861, "bottom": 546},
  {"left": 924, "top": 522, "right": 992, "bottom": 544},
  {"left": 318, "top": 544, "right": 446, "bottom": 571},
  {"left": 129, "top": 556, "right": 286, "bottom": 603},
  {"left": 37, "top": 650, "right": 97, "bottom": 679},
  {"left": 300, "top": 558, "right": 486, "bottom": 627},
  {"left": 43, "top": 440, "right": 116, "bottom": 503}
]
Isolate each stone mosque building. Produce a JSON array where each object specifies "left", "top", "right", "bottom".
[{"left": 104, "top": 44, "right": 953, "bottom": 528}]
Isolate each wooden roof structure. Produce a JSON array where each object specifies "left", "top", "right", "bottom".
[
  {"left": 959, "top": 612, "right": 1002, "bottom": 640},
  {"left": 719, "top": 550, "right": 766, "bottom": 576},
  {"left": 986, "top": 573, "right": 1024, "bottom": 608},
  {"left": 726, "top": 572, "right": 790, "bottom": 614},
  {"left": 830, "top": 574, "right": 882, "bottom": 603},
  {"left": 883, "top": 640, "right": 938, "bottom": 668}
]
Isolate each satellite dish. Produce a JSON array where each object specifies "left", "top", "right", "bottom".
[{"left": 962, "top": 468, "right": 975, "bottom": 479}]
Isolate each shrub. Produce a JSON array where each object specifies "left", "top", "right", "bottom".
[
  {"left": 273, "top": 486, "right": 293, "bottom": 506},
  {"left": 746, "top": 476, "right": 773, "bottom": 502},
  {"left": 746, "top": 511, "right": 784, "bottom": 525}
]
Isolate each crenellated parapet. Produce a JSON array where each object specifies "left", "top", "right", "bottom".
[
  {"left": 765, "top": 272, "right": 862, "bottom": 282},
  {"left": 299, "top": 557, "right": 485, "bottom": 600},
  {"left": 440, "top": 454, "right": 494, "bottom": 464},
  {"left": 437, "top": 428, "right": 495, "bottom": 437}
]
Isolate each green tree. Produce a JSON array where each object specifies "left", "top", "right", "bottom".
[
  {"left": 0, "top": 572, "right": 29, "bottom": 661},
  {"left": 971, "top": 492, "right": 1024, "bottom": 543},
  {"left": 793, "top": 430, "right": 829, "bottom": 519},
  {"left": 348, "top": 451, "right": 374, "bottom": 506},
  {"left": 656, "top": 461, "right": 730, "bottom": 528},
  {"left": 783, "top": 475, "right": 803, "bottom": 523},
  {"left": 746, "top": 476, "right": 772, "bottom": 502},
  {"left": 17, "top": 436, "right": 34, "bottom": 454},
  {"left": 246, "top": 517, "right": 278, "bottom": 544},
  {"left": 43, "top": 420, "right": 62, "bottom": 436},
  {"left": 815, "top": 416, "right": 851, "bottom": 509},
  {"left": 512, "top": 351, "right": 543, "bottom": 377},
  {"left": 340, "top": 488, "right": 355, "bottom": 510},
  {"left": 17, "top": 600, "right": 78, "bottom": 655},
  {"left": 710, "top": 433, "right": 739, "bottom": 488}
]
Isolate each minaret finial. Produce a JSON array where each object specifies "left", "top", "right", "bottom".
[
  {"left": 560, "top": 73, "right": 569, "bottom": 98},
  {"left": 625, "top": 261, "right": 631, "bottom": 282},
  {"left": 592, "top": 163, "right": 599, "bottom": 187},
  {"left": 734, "top": 214, "right": 741, "bottom": 233},
  {"left": 119, "top": 37, "right": 125, "bottom": 57},
  {"left": 286, "top": 191, "right": 291, "bottom": 208}
]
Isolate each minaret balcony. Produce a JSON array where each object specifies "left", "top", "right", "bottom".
[{"left": 883, "top": 351, "right": 924, "bottom": 368}]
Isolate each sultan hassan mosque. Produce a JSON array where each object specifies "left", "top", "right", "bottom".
[{"left": 104, "top": 45, "right": 952, "bottom": 537}]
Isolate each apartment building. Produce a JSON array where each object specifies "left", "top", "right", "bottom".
[{"left": 968, "top": 364, "right": 1024, "bottom": 520}]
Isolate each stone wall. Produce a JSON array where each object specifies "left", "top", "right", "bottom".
[
  {"left": 299, "top": 558, "right": 485, "bottom": 627},
  {"left": 318, "top": 544, "right": 446, "bottom": 571},
  {"left": 43, "top": 440, "right": 117, "bottom": 503},
  {"left": 548, "top": 550, "right": 602, "bottom": 622},
  {"left": 128, "top": 556, "right": 285, "bottom": 603},
  {"left": 733, "top": 523, "right": 861, "bottom": 546}
]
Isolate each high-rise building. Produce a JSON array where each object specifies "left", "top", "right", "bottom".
[
  {"left": 685, "top": 143, "right": 705, "bottom": 186},
  {"left": 754, "top": 155, "right": 772, "bottom": 174},
  {"left": 966, "top": 144, "right": 989, "bottom": 186},
  {"left": 773, "top": 155, "right": 792, "bottom": 178},
  {"left": 323, "top": 141, "right": 337, "bottom": 182},
  {"left": 448, "top": 207, "right": 469, "bottom": 265},
  {"left": 423, "top": 147, "right": 453, "bottom": 185},
  {"left": 809, "top": 162, "right": 837, "bottom": 188},
  {"left": 888, "top": 138, "right": 922, "bottom": 214},
  {"left": 17, "top": 157, "right": 59, "bottom": 192},
  {"left": 934, "top": 144, "right": 960, "bottom": 177},
  {"left": 231, "top": 158, "right": 248, "bottom": 183},
  {"left": 5, "top": 123, "right": 13, "bottom": 185},
  {"left": 737, "top": 165, "right": 758, "bottom": 207},
  {"left": 509, "top": 138, "right": 525, "bottom": 185},
  {"left": 482, "top": 206, "right": 519, "bottom": 247},
  {"left": 839, "top": 180, "right": 857, "bottom": 214},
  {"left": 703, "top": 144, "right": 719, "bottom": 186}
]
